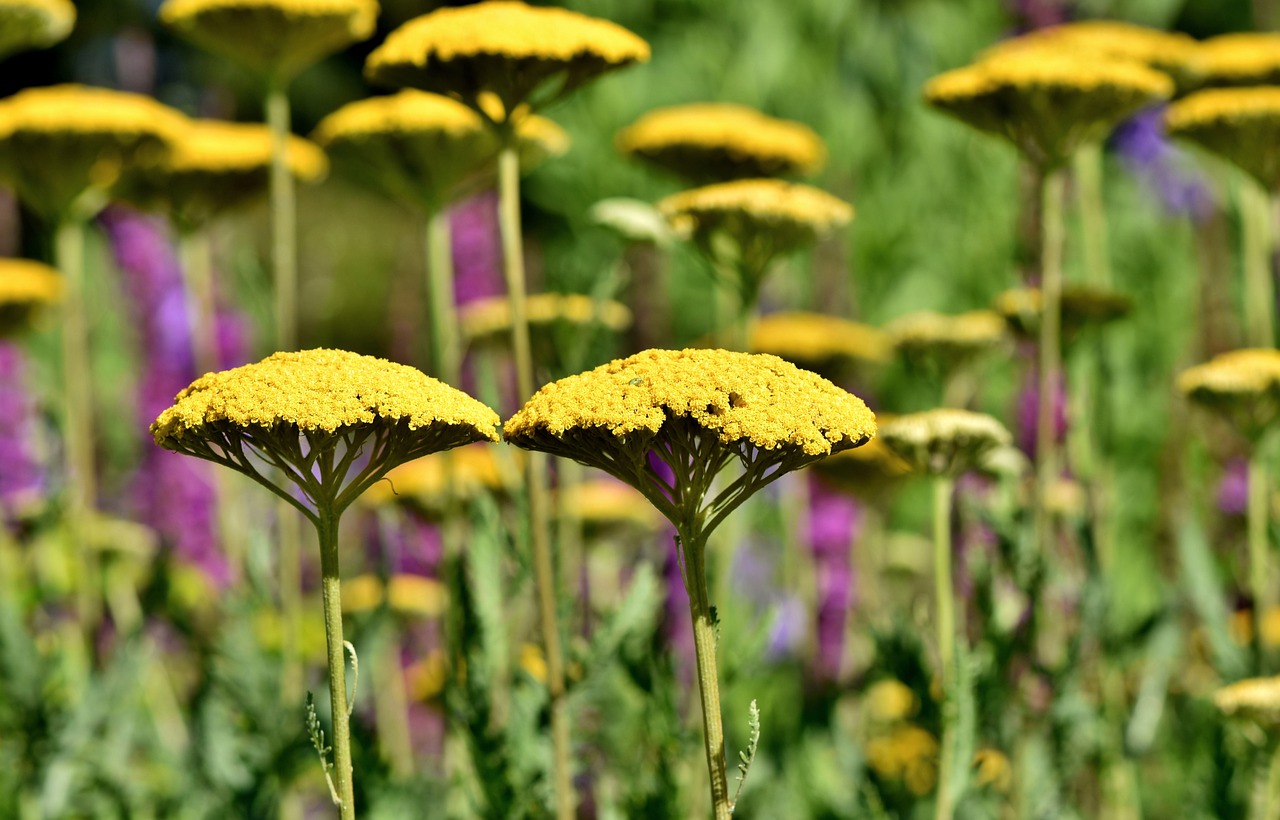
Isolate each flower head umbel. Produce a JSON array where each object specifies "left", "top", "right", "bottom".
[
  {"left": 313, "top": 90, "right": 568, "bottom": 212},
  {"left": 1178, "top": 348, "right": 1280, "bottom": 443},
  {"left": 887, "top": 309, "right": 1008, "bottom": 372},
  {"left": 984, "top": 21, "right": 1198, "bottom": 88},
  {"left": 0, "top": 85, "right": 186, "bottom": 219},
  {"left": 1166, "top": 88, "right": 1280, "bottom": 192},
  {"left": 159, "top": 0, "right": 378, "bottom": 82},
  {"left": 0, "top": 0, "right": 74, "bottom": 59},
  {"left": 617, "top": 102, "right": 826, "bottom": 183},
  {"left": 924, "top": 50, "right": 1173, "bottom": 169},
  {"left": 118, "top": 119, "right": 328, "bottom": 231},
  {"left": 880, "top": 409, "right": 1013, "bottom": 478},
  {"left": 0, "top": 258, "right": 61, "bottom": 338},
  {"left": 152, "top": 348, "right": 500, "bottom": 520},
  {"left": 1193, "top": 33, "right": 1280, "bottom": 89},
  {"left": 995, "top": 284, "right": 1132, "bottom": 340},
  {"left": 1215, "top": 676, "right": 1280, "bottom": 729},
  {"left": 365, "top": 1, "right": 649, "bottom": 127}
]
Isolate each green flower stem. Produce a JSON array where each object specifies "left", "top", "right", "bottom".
[
  {"left": 680, "top": 530, "right": 732, "bottom": 820},
  {"left": 497, "top": 140, "right": 574, "bottom": 820},
  {"left": 317, "top": 507, "right": 356, "bottom": 820},
  {"left": 55, "top": 216, "right": 99, "bottom": 631},
  {"left": 1073, "top": 144, "right": 1111, "bottom": 289},
  {"left": 1264, "top": 742, "right": 1280, "bottom": 820},
  {"left": 425, "top": 209, "right": 461, "bottom": 385},
  {"left": 932, "top": 475, "right": 957, "bottom": 820},
  {"left": 1249, "top": 454, "right": 1271, "bottom": 670},
  {"left": 374, "top": 618, "right": 415, "bottom": 777},
  {"left": 1034, "top": 168, "right": 1066, "bottom": 555},
  {"left": 1242, "top": 181, "right": 1275, "bottom": 349}
]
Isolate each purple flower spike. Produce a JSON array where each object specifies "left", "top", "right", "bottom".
[
  {"left": 1016, "top": 366, "right": 1069, "bottom": 459},
  {"left": 1112, "top": 106, "right": 1214, "bottom": 221},
  {"left": 1218, "top": 457, "right": 1249, "bottom": 518},
  {"left": 0, "top": 341, "right": 46, "bottom": 519},
  {"left": 1007, "top": 0, "right": 1072, "bottom": 30},
  {"left": 450, "top": 191, "right": 505, "bottom": 308},
  {"left": 808, "top": 475, "right": 862, "bottom": 681}
]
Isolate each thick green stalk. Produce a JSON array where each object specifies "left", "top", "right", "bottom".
[
  {"left": 55, "top": 217, "right": 98, "bottom": 630},
  {"left": 1035, "top": 169, "right": 1066, "bottom": 554},
  {"left": 1242, "top": 182, "right": 1275, "bottom": 349},
  {"left": 425, "top": 209, "right": 461, "bottom": 385},
  {"left": 318, "top": 509, "right": 356, "bottom": 820},
  {"left": 933, "top": 476, "right": 957, "bottom": 820},
  {"left": 1074, "top": 144, "right": 1111, "bottom": 289},
  {"left": 1250, "top": 454, "right": 1271, "bottom": 670},
  {"left": 497, "top": 140, "right": 574, "bottom": 820},
  {"left": 682, "top": 531, "right": 733, "bottom": 820}
]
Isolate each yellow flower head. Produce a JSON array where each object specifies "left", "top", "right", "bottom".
[
  {"left": 1215, "top": 676, "right": 1280, "bottom": 727},
  {"left": 983, "top": 21, "right": 1198, "bottom": 85},
  {"left": 386, "top": 574, "right": 447, "bottom": 617},
  {"left": 0, "top": 257, "right": 62, "bottom": 338},
  {"left": 313, "top": 90, "right": 568, "bottom": 210},
  {"left": 159, "top": 0, "right": 378, "bottom": 80},
  {"left": 1167, "top": 88, "right": 1280, "bottom": 191},
  {"left": 152, "top": 348, "right": 500, "bottom": 517},
  {"left": 1178, "top": 348, "right": 1280, "bottom": 442},
  {"left": 995, "top": 285, "right": 1132, "bottom": 338},
  {"left": 864, "top": 679, "right": 920, "bottom": 723},
  {"left": 505, "top": 349, "right": 875, "bottom": 538},
  {"left": 924, "top": 51, "right": 1173, "bottom": 168},
  {"left": 750, "top": 311, "right": 891, "bottom": 370},
  {"left": 973, "top": 748, "right": 1014, "bottom": 793},
  {"left": 365, "top": 1, "right": 649, "bottom": 122},
  {"left": 118, "top": 119, "right": 327, "bottom": 229},
  {"left": 616, "top": 102, "right": 827, "bottom": 183},
  {"left": 341, "top": 573, "right": 384, "bottom": 613},
  {"left": 1194, "top": 33, "right": 1280, "bottom": 88},
  {"left": 362, "top": 442, "right": 511, "bottom": 513},
  {"left": 879, "top": 409, "right": 1013, "bottom": 477},
  {"left": 460, "top": 292, "right": 632, "bottom": 347},
  {"left": 562, "top": 477, "right": 661, "bottom": 531},
  {"left": 0, "top": 0, "right": 74, "bottom": 59},
  {"left": 405, "top": 649, "right": 449, "bottom": 701},
  {"left": 865, "top": 724, "right": 939, "bottom": 796},
  {"left": 813, "top": 431, "right": 913, "bottom": 503},
  {"left": 886, "top": 309, "right": 1008, "bottom": 371},
  {"left": 0, "top": 84, "right": 186, "bottom": 218},
  {"left": 520, "top": 642, "right": 548, "bottom": 683}
]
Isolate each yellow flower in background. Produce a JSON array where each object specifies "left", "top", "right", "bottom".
[
  {"left": 1178, "top": 348, "right": 1280, "bottom": 442},
  {"left": 117, "top": 119, "right": 327, "bottom": 230},
  {"left": 313, "top": 90, "right": 568, "bottom": 212},
  {"left": 362, "top": 442, "right": 511, "bottom": 513},
  {"left": 1167, "top": 88, "right": 1280, "bottom": 192},
  {"left": 460, "top": 292, "right": 632, "bottom": 347},
  {"left": 159, "top": 0, "right": 378, "bottom": 81},
  {"left": 561, "top": 478, "right": 661, "bottom": 532},
  {"left": 863, "top": 679, "right": 920, "bottom": 723},
  {"left": 405, "top": 649, "right": 449, "bottom": 701},
  {"left": 1193, "top": 33, "right": 1280, "bottom": 89},
  {"left": 812, "top": 431, "right": 914, "bottom": 504},
  {"left": 886, "top": 309, "right": 1008, "bottom": 369},
  {"left": 994, "top": 285, "right": 1132, "bottom": 339},
  {"left": 1215, "top": 676, "right": 1280, "bottom": 728},
  {"left": 879, "top": 409, "right": 1013, "bottom": 478},
  {"left": 386, "top": 574, "right": 448, "bottom": 618},
  {"left": 617, "top": 102, "right": 826, "bottom": 183},
  {"left": 520, "top": 642, "right": 548, "bottom": 683},
  {"left": 365, "top": 1, "right": 649, "bottom": 122},
  {"left": 0, "top": 0, "right": 74, "bottom": 59},
  {"left": 982, "top": 20, "right": 1198, "bottom": 86},
  {"left": 0, "top": 257, "right": 62, "bottom": 338},
  {"left": 972, "top": 748, "right": 1013, "bottom": 793},
  {"left": 924, "top": 50, "right": 1172, "bottom": 169},
  {"left": 0, "top": 84, "right": 186, "bottom": 218},
  {"left": 865, "top": 723, "right": 939, "bottom": 796},
  {"left": 341, "top": 573, "right": 384, "bottom": 614},
  {"left": 750, "top": 311, "right": 891, "bottom": 369}
]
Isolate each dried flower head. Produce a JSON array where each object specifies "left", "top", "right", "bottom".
[
  {"left": 362, "top": 442, "right": 510, "bottom": 513},
  {"left": 1215, "top": 676, "right": 1280, "bottom": 728},
  {"left": 924, "top": 51, "right": 1173, "bottom": 168},
  {"left": 313, "top": 90, "right": 568, "bottom": 211},
  {"left": 365, "top": 1, "right": 649, "bottom": 125},
  {"left": 0, "top": 84, "right": 186, "bottom": 218},
  {"left": 118, "top": 119, "right": 327, "bottom": 229},
  {"left": 159, "top": 0, "right": 378, "bottom": 81},
  {"left": 994, "top": 285, "right": 1132, "bottom": 338},
  {"left": 505, "top": 348, "right": 875, "bottom": 539},
  {"left": 152, "top": 348, "right": 500, "bottom": 519},
  {"left": 0, "top": 257, "right": 62, "bottom": 337},
  {"left": 1166, "top": 88, "right": 1280, "bottom": 191},
  {"left": 983, "top": 21, "right": 1198, "bottom": 85},
  {"left": 562, "top": 477, "right": 660, "bottom": 531},
  {"left": 0, "top": 0, "right": 74, "bottom": 59},
  {"left": 1194, "top": 33, "right": 1280, "bottom": 89},
  {"left": 460, "top": 292, "right": 631, "bottom": 346},
  {"left": 879, "top": 409, "right": 1013, "bottom": 477},
  {"left": 750, "top": 311, "right": 891, "bottom": 369},
  {"left": 1178, "top": 348, "right": 1280, "bottom": 442},
  {"left": 616, "top": 102, "right": 826, "bottom": 183},
  {"left": 886, "top": 310, "right": 1008, "bottom": 369}
]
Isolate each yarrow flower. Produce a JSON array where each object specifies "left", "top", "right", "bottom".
[
  {"left": 616, "top": 102, "right": 827, "bottom": 182},
  {"left": 459, "top": 292, "right": 632, "bottom": 346},
  {"left": 1215, "top": 676, "right": 1280, "bottom": 728},
  {"left": 879, "top": 409, "right": 1013, "bottom": 478},
  {"left": 0, "top": 0, "right": 74, "bottom": 59},
  {"left": 750, "top": 311, "right": 890, "bottom": 371},
  {"left": 562, "top": 477, "right": 661, "bottom": 533},
  {"left": 886, "top": 309, "right": 1008, "bottom": 370},
  {"left": 362, "top": 442, "right": 510, "bottom": 515},
  {"left": 994, "top": 284, "right": 1132, "bottom": 339},
  {"left": 1178, "top": 348, "right": 1280, "bottom": 442},
  {"left": 0, "top": 257, "right": 61, "bottom": 337},
  {"left": 813, "top": 431, "right": 913, "bottom": 505},
  {"left": 984, "top": 20, "right": 1198, "bottom": 86},
  {"left": 1193, "top": 33, "right": 1280, "bottom": 89},
  {"left": 1166, "top": 88, "right": 1280, "bottom": 192}
]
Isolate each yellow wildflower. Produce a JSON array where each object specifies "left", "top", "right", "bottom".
[
  {"left": 386, "top": 574, "right": 447, "bottom": 617},
  {"left": 341, "top": 573, "right": 384, "bottom": 613},
  {"left": 460, "top": 292, "right": 631, "bottom": 346},
  {"left": 1215, "top": 676, "right": 1280, "bottom": 727},
  {"left": 313, "top": 90, "right": 568, "bottom": 210},
  {"left": 520, "top": 642, "right": 548, "bottom": 683},
  {"left": 0, "top": 0, "right": 74, "bottom": 59},
  {"left": 972, "top": 748, "right": 1013, "bottom": 793},
  {"left": 159, "top": 0, "right": 378, "bottom": 80},
  {"left": 750, "top": 311, "right": 891, "bottom": 368},
  {"left": 983, "top": 20, "right": 1197, "bottom": 83},
  {"left": 1167, "top": 88, "right": 1280, "bottom": 191},
  {"left": 119, "top": 119, "right": 327, "bottom": 229},
  {"left": 886, "top": 309, "right": 1007, "bottom": 368},
  {"left": 924, "top": 51, "right": 1173, "bottom": 168},
  {"left": 1194, "top": 33, "right": 1280, "bottom": 88},
  {"left": 616, "top": 102, "right": 826, "bottom": 182},
  {"left": 405, "top": 649, "right": 448, "bottom": 701},
  {"left": 863, "top": 679, "right": 920, "bottom": 723},
  {"left": 1232, "top": 606, "right": 1280, "bottom": 649},
  {"left": 1178, "top": 348, "right": 1280, "bottom": 441},
  {"left": 879, "top": 409, "right": 1013, "bottom": 477},
  {"left": 995, "top": 285, "right": 1132, "bottom": 338},
  {"left": 865, "top": 724, "right": 939, "bottom": 796},
  {"left": 562, "top": 478, "right": 661, "bottom": 531},
  {"left": 365, "top": 1, "right": 649, "bottom": 121},
  {"left": 0, "top": 257, "right": 62, "bottom": 337},
  {"left": 0, "top": 84, "right": 186, "bottom": 218},
  {"left": 363, "top": 442, "right": 510, "bottom": 511}
]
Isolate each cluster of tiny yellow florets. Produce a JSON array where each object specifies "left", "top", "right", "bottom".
[
  {"left": 886, "top": 310, "right": 1007, "bottom": 357},
  {"left": 0, "top": 0, "right": 75, "bottom": 59},
  {"left": 616, "top": 102, "right": 827, "bottom": 180},
  {"left": 504, "top": 348, "right": 877, "bottom": 458},
  {"left": 1178, "top": 348, "right": 1280, "bottom": 402},
  {"left": 563, "top": 478, "right": 660, "bottom": 529},
  {"left": 659, "top": 179, "right": 853, "bottom": 238},
  {"left": 982, "top": 20, "right": 1198, "bottom": 77},
  {"left": 750, "top": 311, "right": 891, "bottom": 366},
  {"left": 0, "top": 83, "right": 187, "bottom": 143},
  {"left": 460, "top": 293, "right": 632, "bottom": 343},
  {"left": 879, "top": 408, "right": 1012, "bottom": 477},
  {"left": 1167, "top": 87, "right": 1280, "bottom": 132},
  {"left": 865, "top": 724, "right": 939, "bottom": 796},
  {"left": 926, "top": 51, "right": 1173, "bottom": 103},
  {"left": 1193, "top": 33, "right": 1280, "bottom": 87},
  {"left": 151, "top": 348, "right": 501, "bottom": 445},
  {"left": 342, "top": 573, "right": 447, "bottom": 617},
  {"left": 0, "top": 258, "right": 63, "bottom": 305},
  {"left": 994, "top": 285, "right": 1132, "bottom": 334},
  {"left": 1214, "top": 675, "right": 1280, "bottom": 724},
  {"left": 168, "top": 120, "right": 328, "bottom": 180}
]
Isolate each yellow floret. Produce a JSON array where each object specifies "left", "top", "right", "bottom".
[
  {"left": 750, "top": 311, "right": 891, "bottom": 366},
  {"left": 562, "top": 478, "right": 660, "bottom": 530},
  {"left": 660, "top": 178, "right": 853, "bottom": 238},
  {"left": 152, "top": 348, "right": 501, "bottom": 443},
  {"left": 160, "top": 0, "right": 378, "bottom": 79},
  {"left": 864, "top": 679, "right": 920, "bottom": 723},
  {"left": 1215, "top": 675, "right": 1280, "bottom": 722},
  {"left": 363, "top": 442, "right": 510, "bottom": 508},
  {"left": 886, "top": 310, "right": 1008, "bottom": 357},
  {"left": 1178, "top": 348, "right": 1280, "bottom": 401},
  {"left": 617, "top": 102, "right": 826, "bottom": 181},
  {"left": 0, "top": 0, "right": 75, "bottom": 59},
  {"left": 386, "top": 574, "right": 447, "bottom": 617},
  {"left": 504, "top": 348, "right": 876, "bottom": 458}
]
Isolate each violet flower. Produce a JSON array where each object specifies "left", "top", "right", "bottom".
[
  {"left": 451, "top": 191, "right": 505, "bottom": 308},
  {"left": 1016, "top": 365, "right": 1069, "bottom": 460},
  {"left": 807, "top": 474, "right": 861, "bottom": 680},
  {"left": 0, "top": 341, "right": 45, "bottom": 521},
  {"left": 1111, "top": 106, "right": 1214, "bottom": 221},
  {"left": 1219, "top": 457, "right": 1249, "bottom": 517}
]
